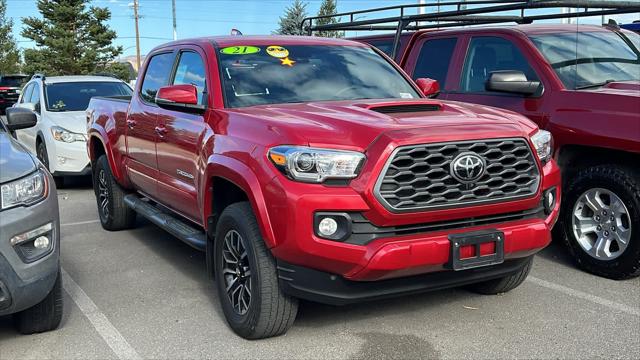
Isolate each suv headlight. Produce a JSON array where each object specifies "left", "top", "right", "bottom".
[
  {"left": 51, "top": 126, "right": 86, "bottom": 143},
  {"left": 530, "top": 130, "right": 553, "bottom": 163},
  {"left": 268, "top": 146, "right": 365, "bottom": 183},
  {"left": 1, "top": 170, "right": 47, "bottom": 210}
]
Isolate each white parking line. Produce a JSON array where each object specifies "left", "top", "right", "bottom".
[
  {"left": 61, "top": 219, "right": 100, "bottom": 227},
  {"left": 61, "top": 269, "right": 142, "bottom": 360},
  {"left": 528, "top": 276, "right": 640, "bottom": 316}
]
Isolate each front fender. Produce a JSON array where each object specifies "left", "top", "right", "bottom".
[{"left": 204, "top": 154, "right": 277, "bottom": 248}]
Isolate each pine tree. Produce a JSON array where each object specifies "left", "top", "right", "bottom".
[
  {"left": 0, "top": 0, "right": 21, "bottom": 74},
  {"left": 316, "top": 0, "right": 342, "bottom": 38},
  {"left": 275, "top": 0, "right": 308, "bottom": 36},
  {"left": 21, "top": 0, "right": 126, "bottom": 79}
]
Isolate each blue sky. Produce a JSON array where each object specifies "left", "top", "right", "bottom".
[{"left": 6, "top": 0, "right": 640, "bottom": 57}]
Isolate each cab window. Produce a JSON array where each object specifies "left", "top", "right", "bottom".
[
  {"left": 172, "top": 51, "right": 207, "bottom": 105},
  {"left": 460, "top": 37, "right": 538, "bottom": 93},
  {"left": 140, "top": 52, "right": 175, "bottom": 103},
  {"left": 413, "top": 38, "right": 458, "bottom": 87}
]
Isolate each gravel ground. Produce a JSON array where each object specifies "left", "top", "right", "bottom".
[{"left": 1, "top": 178, "right": 639, "bottom": 359}]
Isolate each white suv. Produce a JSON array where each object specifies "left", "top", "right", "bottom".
[{"left": 14, "top": 75, "right": 132, "bottom": 186}]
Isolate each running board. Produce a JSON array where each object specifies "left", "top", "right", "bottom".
[{"left": 123, "top": 194, "right": 206, "bottom": 251}]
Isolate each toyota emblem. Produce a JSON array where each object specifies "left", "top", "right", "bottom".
[{"left": 450, "top": 152, "right": 486, "bottom": 183}]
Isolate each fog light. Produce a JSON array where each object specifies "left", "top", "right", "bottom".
[
  {"left": 318, "top": 217, "right": 338, "bottom": 237},
  {"left": 543, "top": 187, "right": 557, "bottom": 215},
  {"left": 546, "top": 191, "right": 554, "bottom": 209},
  {"left": 33, "top": 236, "right": 50, "bottom": 249},
  {"left": 10, "top": 223, "right": 53, "bottom": 246}
]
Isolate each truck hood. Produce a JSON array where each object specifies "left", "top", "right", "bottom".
[
  {"left": 46, "top": 111, "right": 87, "bottom": 134},
  {"left": 228, "top": 99, "right": 538, "bottom": 149},
  {"left": 585, "top": 81, "right": 640, "bottom": 97},
  {"left": 0, "top": 131, "right": 38, "bottom": 184}
]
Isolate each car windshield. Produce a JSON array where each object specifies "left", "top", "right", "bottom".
[
  {"left": 0, "top": 76, "right": 27, "bottom": 87},
  {"left": 45, "top": 81, "right": 132, "bottom": 112},
  {"left": 529, "top": 31, "right": 640, "bottom": 90},
  {"left": 217, "top": 44, "right": 420, "bottom": 108}
]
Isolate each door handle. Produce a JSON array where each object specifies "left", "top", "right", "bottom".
[
  {"left": 154, "top": 126, "right": 168, "bottom": 137},
  {"left": 126, "top": 119, "right": 137, "bottom": 129}
]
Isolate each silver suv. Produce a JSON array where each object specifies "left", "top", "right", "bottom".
[{"left": 0, "top": 108, "right": 62, "bottom": 334}]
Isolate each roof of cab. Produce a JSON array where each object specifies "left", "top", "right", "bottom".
[
  {"left": 151, "top": 35, "right": 369, "bottom": 52},
  {"left": 40, "top": 75, "right": 124, "bottom": 84}
]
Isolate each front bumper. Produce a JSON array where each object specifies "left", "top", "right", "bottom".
[
  {"left": 267, "top": 160, "right": 561, "bottom": 282},
  {"left": 278, "top": 257, "right": 532, "bottom": 305},
  {"left": 0, "top": 173, "right": 60, "bottom": 316},
  {"left": 48, "top": 138, "right": 91, "bottom": 176}
]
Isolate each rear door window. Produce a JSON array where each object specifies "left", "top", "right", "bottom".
[
  {"left": 172, "top": 51, "right": 207, "bottom": 105},
  {"left": 460, "top": 36, "right": 538, "bottom": 93},
  {"left": 412, "top": 38, "right": 458, "bottom": 87},
  {"left": 140, "top": 52, "right": 176, "bottom": 103}
]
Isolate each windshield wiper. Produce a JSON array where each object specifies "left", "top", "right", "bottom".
[{"left": 575, "top": 79, "right": 615, "bottom": 90}]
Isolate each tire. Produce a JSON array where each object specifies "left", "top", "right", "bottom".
[
  {"left": 14, "top": 271, "right": 63, "bottom": 334},
  {"left": 94, "top": 155, "right": 136, "bottom": 231},
  {"left": 36, "top": 141, "right": 64, "bottom": 188},
  {"left": 214, "top": 202, "right": 298, "bottom": 339},
  {"left": 466, "top": 257, "right": 533, "bottom": 295},
  {"left": 559, "top": 165, "right": 640, "bottom": 280}
]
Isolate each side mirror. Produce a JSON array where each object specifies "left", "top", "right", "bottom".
[
  {"left": 415, "top": 78, "right": 440, "bottom": 98},
  {"left": 155, "top": 84, "right": 205, "bottom": 113},
  {"left": 486, "top": 70, "right": 541, "bottom": 96},
  {"left": 4, "top": 107, "right": 37, "bottom": 131}
]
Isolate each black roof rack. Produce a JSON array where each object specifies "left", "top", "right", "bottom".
[
  {"left": 303, "top": 0, "right": 640, "bottom": 58},
  {"left": 31, "top": 73, "right": 46, "bottom": 80}
]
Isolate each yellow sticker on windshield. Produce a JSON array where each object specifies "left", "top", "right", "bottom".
[
  {"left": 220, "top": 46, "right": 261, "bottom": 55},
  {"left": 266, "top": 45, "right": 289, "bottom": 59}
]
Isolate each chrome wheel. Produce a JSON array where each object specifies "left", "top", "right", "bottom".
[
  {"left": 222, "top": 230, "right": 252, "bottom": 315},
  {"left": 572, "top": 188, "right": 632, "bottom": 260},
  {"left": 97, "top": 169, "right": 110, "bottom": 220}
]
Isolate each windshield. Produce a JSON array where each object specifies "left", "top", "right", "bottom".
[
  {"left": 218, "top": 45, "right": 420, "bottom": 108},
  {"left": 0, "top": 76, "right": 27, "bottom": 87},
  {"left": 45, "top": 81, "right": 132, "bottom": 112},
  {"left": 529, "top": 31, "right": 640, "bottom": 90}
]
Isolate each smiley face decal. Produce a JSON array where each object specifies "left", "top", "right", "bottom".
[{"left": 266, "top": 45, "right": 289, "bottom": 59}]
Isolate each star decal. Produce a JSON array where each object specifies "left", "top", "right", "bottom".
[{"left": 280, "top": 57, "right": 296, "bottom": 67}]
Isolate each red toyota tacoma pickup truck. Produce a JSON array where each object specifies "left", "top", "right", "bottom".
[
  {"left": 87, "top": 36, "right": 560, "bottom": 339},
  {"left": 359, "top": 24, "right": 640, "bottom": 280}
]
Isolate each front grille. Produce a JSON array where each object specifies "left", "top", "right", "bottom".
[{"left": 374, "top": 138, "right": 540, "bottom": 212}]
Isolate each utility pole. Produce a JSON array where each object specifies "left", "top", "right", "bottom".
[
  {"left": 172, "top": 0, "right": 177, "bottom": 41},
  {"left": 133, "top": 0, "right": 141, "bottom": 71}
]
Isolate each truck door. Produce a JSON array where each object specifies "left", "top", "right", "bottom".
[
  {"left": 126, "top": 51, "right": 176, "bottom": 198},
  {"left": 445, "top": 35, "right": 547, "bottom": 127},
  {"left": 155, "top": 48, "right": 208, "bottom": 224}
]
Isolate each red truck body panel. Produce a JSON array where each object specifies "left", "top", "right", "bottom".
[
  {"left": 357, "top": 25, "right": 640, "bottom": 159},
  {"left": 87, "top": 35, "right": 560, "bottom": 281}
]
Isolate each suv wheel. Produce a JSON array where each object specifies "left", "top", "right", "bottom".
[
  {"left": 94, "top": 155, "right": 136, "bottom": 231},
  {"left": 14, "top": 271, "right": 63, "bottom": 334},
  {"left": 560, "top": 165, "right": 640, "bottom": 279},
  {"left": 214, "top": 202, "right": 298, "bottom": 339},
  {"left": 36, "top": 141, "right": 64, "bottom": 188},
  {"left": 466, "top": 257, "right": 533, "bottom": 294}
]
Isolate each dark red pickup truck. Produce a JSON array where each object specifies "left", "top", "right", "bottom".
[
  {"left": 358, "top": 24, "right": 640, "bottom": 280},
  {"left": 87, "top": 36, "right": 560, "bottom": 339}
]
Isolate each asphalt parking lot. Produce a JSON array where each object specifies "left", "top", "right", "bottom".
[{"left": 0, "top": 178, "right": 639, "bottom": 360}]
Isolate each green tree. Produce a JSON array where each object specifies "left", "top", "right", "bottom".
[
  {"left": 21, "top": 0, "right": 126, "bottom": 80},
  {"left": 316, "top": 0, "right": 342, "bottom": 38},
  {"left": 0, "top": 0, "right": 21, "bottom": 74},
  {"left": 275, "top": 0, "right": 308, "bottom": 36}
]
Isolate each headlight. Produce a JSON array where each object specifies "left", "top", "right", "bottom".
[
  {"left": 530, "top": 130, "right": 553, "bottom": 163},
  {"left": 51, "top": 126, "right": 86, "bottom": 143},
  {"left": 268, "top": 146, "right": 365, "bottom": 183},
  {"left": 1, "top": 170, "right": 47, "bottom": 210}
]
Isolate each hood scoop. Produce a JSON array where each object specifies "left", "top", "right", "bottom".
[
  {"left": 603, "top": 81, "right": 640, "bottom": 92},
  {"left": 365, "top": 101, "right": 443, "bottom": 114}
]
